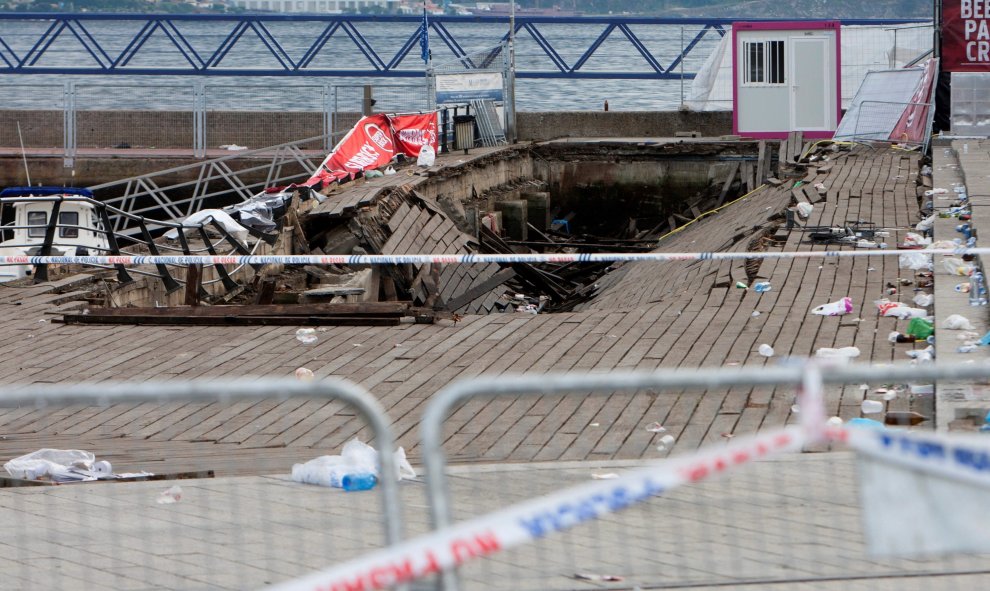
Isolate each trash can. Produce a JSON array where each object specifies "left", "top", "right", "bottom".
[{"left": 454, "top": 115, "right": 476, "bottom": 154}]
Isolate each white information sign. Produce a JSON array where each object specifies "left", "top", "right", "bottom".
[{"left": 435, "top": 72, "right": 504, "bottom": 104}]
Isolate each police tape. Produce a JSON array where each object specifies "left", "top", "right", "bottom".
[
  {"left": 264, "top": 425, "right": 808, "bottom": 591},
  {"left": 842, "top": 426, "right": 990, "bottom": 489},
  {"left": 0, "top": 247, "right": 980, "bottom": 268}
]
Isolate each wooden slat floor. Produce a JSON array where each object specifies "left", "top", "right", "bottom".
[{"left": 0, "top": 146, "right": 926, "bottom": 476}]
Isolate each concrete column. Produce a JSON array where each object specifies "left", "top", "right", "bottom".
[
  {"left": 495, "top": 200, "right": 528, "bottom": 241},
  {"left": 521, "top": 191, "right": 550, "bottom": 232}
]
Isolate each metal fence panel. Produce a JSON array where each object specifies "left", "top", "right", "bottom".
[
  {"left": 73, "top": 83, "right": 196, "bottom": 151},
  {"left": 0, "top": 84, "right": 65, "bottom": 150},
  {"left": 0, "top": 378, "right": 403, "bottom": 590},
  {"left": 414, "top": 364, "right": 990, "bottom": 591}
]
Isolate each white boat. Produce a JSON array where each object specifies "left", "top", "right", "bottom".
[{"left": 0, "top": 187, "right": 110, "bottom": 283}]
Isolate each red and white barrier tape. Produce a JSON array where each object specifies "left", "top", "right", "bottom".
[
  {"left": 0, "top": 247, "right": 975, "bottom": 268},
  {"left": 264, "top": 426, "right": 808, "bottom": 591}
]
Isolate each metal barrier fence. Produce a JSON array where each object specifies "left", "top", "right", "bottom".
[
  {"left": 849, "top": 100, "right": 934, "bottom": 151},
  {"left": 0, "top": 81, "right": 429, "bottom": 163},
  {"left": 404, "top": 363, "right": 990, "bottom": 591},
  {"left": 0, "top": 378, "right": 402, "bottom": 590}
]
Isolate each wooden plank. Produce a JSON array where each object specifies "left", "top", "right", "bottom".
[
  {"left": 62, "top": 314, "right": 404, "bottom": 327},
  {"left": 69, "top": 302, "right": 412, "bottom": 317},
  {"left": 716, "top": 161, "right": 741, "bottom": 206}
]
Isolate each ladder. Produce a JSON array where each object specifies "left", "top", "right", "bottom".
[{"left": 470, "top": 99, "right": 507, "bottom": 147}]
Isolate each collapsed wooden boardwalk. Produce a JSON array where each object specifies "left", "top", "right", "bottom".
[{"left": 0, "top": 144, "right": 926, "bottom": 477}]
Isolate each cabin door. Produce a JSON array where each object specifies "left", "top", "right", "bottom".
[{"left": 790, "top": 37, "right": 830, "bottom": 131}]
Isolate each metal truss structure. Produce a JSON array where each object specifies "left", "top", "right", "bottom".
[{"left": 0, "top": 14, "right": 925, "bottom": 79}]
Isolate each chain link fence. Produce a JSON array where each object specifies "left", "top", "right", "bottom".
[
  {"left": 0, "top": 378, "right": 404, "bottom": 590},
  {"left": 0, "top": 81, "right": 430, "bottom": 164}
]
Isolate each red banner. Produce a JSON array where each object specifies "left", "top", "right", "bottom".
[
  {"left": 304, "top": 112, "right": 440, "bottom": 188},
  {"left": 943, "top": 0, "right": 990, "bottom": 71},
  {"left": 389, "top": 113, "right": 439, "bottom": 159},
  {"left": 889, "top": 58, "right": 938, "bottom": 143},
  {"left": 305, "top": 114, "right": 396, "bottom": 187}
]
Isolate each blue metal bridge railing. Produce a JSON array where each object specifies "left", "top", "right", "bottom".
[{"left": 0, "top": 13, "right": 927, "bottom": 79}]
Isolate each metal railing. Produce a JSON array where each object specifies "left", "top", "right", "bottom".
[
  {"left": 0, "top": 81, "right": 429, "bottom": 164},
  {"left": 0, "top": 378, "right": 402, "bottom": 590},
  {"left": 0, "top": 192, "right": 270, "bottom": 291}
]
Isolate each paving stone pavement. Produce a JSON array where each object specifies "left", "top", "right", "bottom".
[{"left": 0, "top": 452, "right": 986, "bottom": 590}]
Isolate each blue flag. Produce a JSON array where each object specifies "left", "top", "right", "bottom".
[{"left": 419, "top": 7, "right": 430, "bottom": 64}]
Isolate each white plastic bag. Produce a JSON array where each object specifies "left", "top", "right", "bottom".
[
  {"left": 943, "top": 314, "right": 976, "bottom": 330},
  {"left": 915, "top": 214, "right": 936, "bottom": 232},
  {"left": 898, "top": 252, "right": 931, "bottom": 270},
  {"left": 417, "top": 144, "right": 436, "bottom": 167},
  {"left": 811, "top": 297, "right": 853, "bottom": 316},
  {"left": 4, "top": 449, "right": 94, "bottom": 480},
  {"left": 902, "top": 232, "right": 931, "bottom": 246},
  {"left": 291, "top": 438, "right": 416, "bottom": 488},
  {"left": 913, "top": 293, "right": 934, "bottom": 307},
  {"left": 795, "top": 202, "right": 813, "bottom": 219},
  {"left": 943, "top": 257, "right": 974, "bottom": 276}
]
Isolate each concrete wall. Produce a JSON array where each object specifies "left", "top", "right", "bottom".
[
  {"left": 517, "top": 111, "right": 733, "bottom": 142},
  {"left": 0, "top": 110, "right": 734, "bottom": 151}
]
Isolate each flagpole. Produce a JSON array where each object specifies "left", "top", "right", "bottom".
[
  {"left": 507, "top": 0, "right": 517, "bottom": 143},
  {"left": 423, "top": 1, "right": 434, "bottom": 111}
]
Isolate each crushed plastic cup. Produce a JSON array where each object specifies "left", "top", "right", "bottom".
[
  {"left": 815, "top": 346, "right": 861, "bottom": 360},
  {"left": 811, "top": 297, "right": 853, "bottom": 316},
  {"left": 295, "top": 328, "right": 318, "bottom": 345},
  {"left": 157, "top": 485, "right": 182, "bottom": 504},
  {"left": 758, "top": 344, "right": 774, "bottom": 357},
  {"left": 645, "top": 422, "right": 666, "bottom": 433},
  {"left": 753, "top": 282, "right": 772, "bottom": 293},
  {"left": 861, "top": 400, "right": 884, "bottom": 414},
  {"left": 295, "top": 367, "right": 315, "bottom": 382}
]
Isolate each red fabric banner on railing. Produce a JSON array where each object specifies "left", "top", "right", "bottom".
[{"left": 304, "top": 112, "right": 439, "bottom": 188}]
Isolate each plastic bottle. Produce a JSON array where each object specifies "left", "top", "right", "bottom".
[
  {"left": 341, "top": 473, "right": 377, "bottom": 492},
  {"left": 970, "top": 272, "right": 988, "bottom": 306},
  {"left": 753, "top": 282, "right": 772, "bottom": 293}
]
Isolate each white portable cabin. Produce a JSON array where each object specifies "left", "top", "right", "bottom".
[{"left": 732, "top": 21, "right": 841, "bottom": 139}]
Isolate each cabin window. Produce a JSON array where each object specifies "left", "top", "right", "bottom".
[
  {"left": 743, "top": 39, "right": 785, "bottom": 85},
  {"left": 59, "top": 212, "right": 79, "bottom": 238},
  {"left": 27, "top": 211, "right": 47, "bottom": 237}
]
